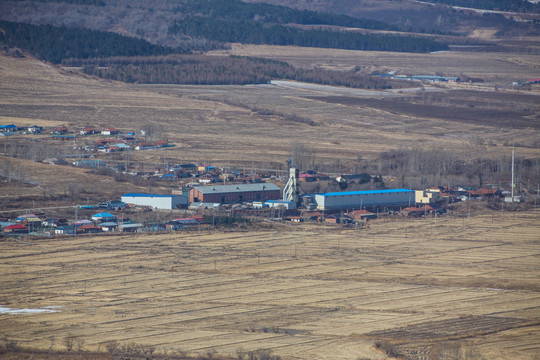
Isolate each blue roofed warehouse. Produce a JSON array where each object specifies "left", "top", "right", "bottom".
[{"left": 314, "top": 189, "right": 415, "bottom": 211}]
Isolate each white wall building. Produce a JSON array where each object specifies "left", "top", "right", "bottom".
[
  {"left": 121, "top": 193, "right": 188, "bottom": 210},
  {"left": 314, "top": 189, "right": 415, "bottom": 211},
  {"left": 265, "top": 200, "right": 297, "bottom": 209},
  {"left": 415, "top": 189, "right": 441, "bottom": 204}
]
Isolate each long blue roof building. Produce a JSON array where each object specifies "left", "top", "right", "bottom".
[{"left": 314, "top": 189, "right": 414, "bottom": 211}]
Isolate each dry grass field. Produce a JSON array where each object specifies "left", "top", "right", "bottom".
[
  {"left": 0, "top": 211, "right": 539, "bottom": 359},
  {"left": 1, "top": 49, "right": 539, "bottom": 178},
  {"left": 1, "top": 40, "right": 539, "bottom": 359},
  {"left": 209, "top": 43, "right": 540, "bottom": 81}
]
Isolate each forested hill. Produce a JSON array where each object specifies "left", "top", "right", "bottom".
[
  {"left": 241, "top": 0, "right": 539, "bottom": 37},
  {"left": 0, "top": 20, "right": 400, "bottom": 89},
  {"left": 1, "top": 0, "right": 449, "bottom": 53},
  {"left": 165, "top": 0, "right": 448, "bottom": 52},
  {"left": 170, "top": 16, "right": 448, "bottom": 53},
  {"left": 0, "top": 21, "right": 182, "bottom": 63},
  {"left": 172, "top": 0, "right": 397, "bottom": 31},
  {"left": 0, "top": 0, "right": 450, "bottom": 89}
]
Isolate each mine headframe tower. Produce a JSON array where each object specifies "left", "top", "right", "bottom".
[{"left": 283, "top": 159, "right": 300, "bottom": 204}]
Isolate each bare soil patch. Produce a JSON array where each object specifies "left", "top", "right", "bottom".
[
  {"left": 311, "top": 97, "right": 540, "bottom": 129},
  {"left": 368, "top": 315, "right": 530, "bottom": 341}
]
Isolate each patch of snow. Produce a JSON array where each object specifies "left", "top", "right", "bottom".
[{"left": 0, "top": 305, "right": 61, "bottom": 315}]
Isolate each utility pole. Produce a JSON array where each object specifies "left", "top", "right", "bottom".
[{"left": 511, "top": 148, "right": 515, "bottom": 199}]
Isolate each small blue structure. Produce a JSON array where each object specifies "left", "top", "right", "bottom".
[
  {"left": 0, "top": 124, "right": 17, "bottom": 132},
  {"left": 91, "top": 212, "right": 116, "bottom": 223}
]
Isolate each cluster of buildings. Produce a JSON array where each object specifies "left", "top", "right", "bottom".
[
  {"left": 106, "top": 182, "right": 501, "bottom": 214},
  {"left": 1, "top": 123, "right": 512, "bottom": 236},
  {"left": 1, "top": 180, "right": 507, "bottom": 236},
  {"left": 0, "top": 123, "right": 172, "bottom": 152},
  {"left": 1, "top": 211, "right": 204, "bottom": 236}
]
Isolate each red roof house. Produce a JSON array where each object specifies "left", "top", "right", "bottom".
[{"left": 4, "top": 224, "right": 28, "bottom": 233}]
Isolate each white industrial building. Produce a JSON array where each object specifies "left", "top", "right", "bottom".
[
  {"left": 121, "top": 193, "right": 188, "bottom": 210},
  {"left": 314, "top": 189, "right": 415, "bottom": 211},
  {"left": 265, "top": 200, "right": 297, "bottom": 209}
]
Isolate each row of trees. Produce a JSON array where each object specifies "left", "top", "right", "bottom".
[
  {"left": 371, "top": 148, "right": 538, "bottom": 189},
  {"left": 290, "top": 143, "right": 539, "bottom": 191},
  {"left": 76, "top": 55, "right": 394, "bottom": 88},
  {"left": 170, "top": 16, "right": 449, "bottom": 53}
]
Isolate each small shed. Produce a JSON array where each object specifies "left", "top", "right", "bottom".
[
  {"left": 101, "top": 127, "right": 119, "bottom": 136},
  {"left": 55, "top": 226, "right": 76, "bottom": 235},
  {"left": 324, "top": 215, "right": 339, "bottom": 224},
  {"left": 284, "top": 216, "right": 303, "bottom": 222},
  {"left": 16, "top": 214, "right": 40, "bottom": 222},
  {"left": 118, "top": 223, "right": 144, "bottom": 232},
  {"left": 73, "top": 160, "right": 106, "bottom": 168},
  {"left": 42, "top": 218, "right": 67, "bottom": 227},
  {"left": 265, "top": 200, "right": 297, "bottom": 209},
  {"left": 299, "top": 173, "right": 316, "bottom": 182},
  {"left": 77, "top": 224, "right": 102, "bottom": 233},
  {"left": 73, "top": 219, "right": 93, "bottom": 226},
  {"left": 21, "top": 217, "right": 42, "bottom": 228},
  {"left": 99, "top": 222, "right": 118, "bottom": 232},
  {"left": 92, "top": 212, "right": 116, "bottom": 223},
  {"left": 347, "top": 209, "right": 377, "bottom": 220},
  {"left": 400, "top": 205, "right": 434, "bottom": 217},
  {"left": 4, "top": 224, "right": 28, "bottom": 233},
  {"left": 0, "top": 124, "right": 17, "bottom": 132},
  {"left": 28, "top": 125, "right": 43, "bottom": 134},
  {"left": 51, "top": 126, "right": 68, "bottom": 135},
  {"left": 165, "top": 221, "right": 185, "bottom": 231}
]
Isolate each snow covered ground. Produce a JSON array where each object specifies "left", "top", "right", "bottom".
[{"left": 0, "top": 305, "right": 61, "bottom": 315}]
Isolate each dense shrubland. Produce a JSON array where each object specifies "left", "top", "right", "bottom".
[{"left": 72, "top": 55, "right": 394, "bottom": 88}]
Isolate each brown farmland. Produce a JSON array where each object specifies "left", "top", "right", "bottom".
[
  {"left": 1, "top": 211, "right": 539, "bottom": 359},
  {"left": 1, "top": 39, "right": 540, "bottom": 360},
  {"left": 1, "top": 48, "right": 539, "bottom": 179}
]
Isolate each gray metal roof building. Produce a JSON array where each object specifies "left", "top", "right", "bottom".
[
  {"left": 189, "top": 183, "right": 281, "bottom": 203},
  {"left": 193, "top": 183, "right": 280, "bottom": 194}
]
